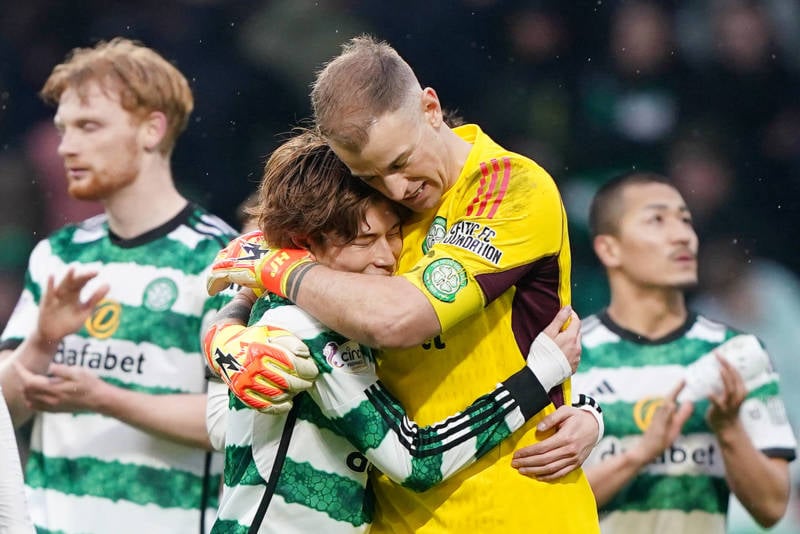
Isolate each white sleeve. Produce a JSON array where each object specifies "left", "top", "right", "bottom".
[
  {"left": 739, "top": 380, "right": 798, "bottom": 460},
  {"left": 0, "top": 386, "right": 35, "bottom": 533},
  {"left": 205, "top": 380, "right": 229, "bottom": 452}
]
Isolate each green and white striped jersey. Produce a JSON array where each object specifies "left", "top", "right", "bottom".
[
  {"left": 573, "top": 311, "right": 797, "bottom": 534},
  {"left": 0, "top": 204, "right": 237, "bottom": 534},
  {"left": 212, "top": 294, "right": 552, "bottom": 534}
]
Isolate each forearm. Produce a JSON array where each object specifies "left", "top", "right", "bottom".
[
  {"left": 573, "top": 394, "right": 604, "bottom": 445},
  {"left": 319, "top": 367, "right": 551, "bottom": 491},
  {"left": 585, "top": 447, "right": 648, "bottom": 508},
  {"left": 293, "top": 265, "right": 439, "bottom": 348},
  {"left": 0, "top": 334, "right": 60, "bottom": 426},
  {"left": 717, "top": 421, "right": 791, "bottom": 527},
  {"left": 205, "top": 379, "right": 228, "bottom": 451},
  {"left": 0, "top": 386, "right": 35, "bottom": 532},
  {"left": 95, "top": 383, "right": 213, "bottom": 450},
  {"left": 210, "top": 289, "right": 257, "bottom": 327}
]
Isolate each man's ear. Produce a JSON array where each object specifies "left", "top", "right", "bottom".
[
  {"left": 593, "top": 234, "right": 621, "bottom": 268},
  {"left": 420, "top": 87, "right": 443, "bottom": 128},
  {"left": 141, "top": 111, "right": 168, "bottom": 152}
]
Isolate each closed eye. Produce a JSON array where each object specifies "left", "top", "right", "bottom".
[{"left": 352, "top": 238, "right": 375, "bottom": 248}]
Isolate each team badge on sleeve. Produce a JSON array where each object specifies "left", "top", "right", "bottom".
[
  {"left": 423, "top": 216, "right": 447, "bottom": 254},
  {"left": 423, "top": 258, "right": 467, "bottom": 302}
]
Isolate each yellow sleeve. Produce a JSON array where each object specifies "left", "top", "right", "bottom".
[{"left": 401, "top": 156, "right": 567, "bottom": 331}]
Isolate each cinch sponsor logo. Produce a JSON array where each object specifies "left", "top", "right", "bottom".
[
  {"left": 54, "top": 340, "right": 146, "bottom": 374},
  {"left": 323, "top": 340, "right": 368, "bottom": 373},
  {"left": 441, "top": 220, "right": 503, "bottom": 264}
]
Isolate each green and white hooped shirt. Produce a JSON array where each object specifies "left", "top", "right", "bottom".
[
  {"left": 573, "top": 311, "right": 797, "bottom": 534},
  {"left": 0, "top": 204, "right": 237, "bottom": 534}
]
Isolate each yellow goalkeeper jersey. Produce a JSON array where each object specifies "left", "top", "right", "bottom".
[{"left": 371, "top": 124, "right": 599, "bottom": 533}]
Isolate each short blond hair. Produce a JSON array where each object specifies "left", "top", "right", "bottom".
[
  {"left": 40, "top": 37, "right": 193, "bottom": 154},
  {"left": 311, "top": 35, "right": 420, "bottom": 151}
]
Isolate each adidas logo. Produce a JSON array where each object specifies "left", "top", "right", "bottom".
[{"left": 591, "top": 379, "right": 615, "bottom": 397}]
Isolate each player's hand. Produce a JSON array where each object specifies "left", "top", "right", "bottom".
[
  {"left": 511, "top": 405, "right": 597, "bottom": 480},
  {"left": 206, "top": 230, "right": 271, "bottom": 296},
  {"left": 526, "top": 306, "right": 581, "bottom": 391},
  {"left": 706, "top": 354, "right": 747, "bottom": 433},
  {"left": 15, "top": 362, "right": 108, "bottom": 413},
  {"left": 206, "top": 230, "right": 316, "bottom": 299},
  {"left": 203, "top": 323, "right": 318, "bottom": 413},
  {"left": 542, "top": 306, "right": 582, "bottom": 373},
  {"left": 35, "top": 268, "right": 110, "bottom": 346},
  {"left": 630, "top": 380, "right": 694, "bottom": 467}
]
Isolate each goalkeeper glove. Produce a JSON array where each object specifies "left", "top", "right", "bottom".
[
  {"left": 203, "top": 322, "right": 319, "bottom": 413},
  {"left": 206, "top": 230, "right": 316, "bottom": 299}
]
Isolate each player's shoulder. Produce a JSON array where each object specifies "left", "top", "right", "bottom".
[
  {"left": 253, "top": 293, "right": 327, "bottom": 339},
  {"left": 686, "top": 312, "right": 742, "bottom": 343},
  {"left": 579, "top": 313, "right": 616, "bottom": 352},
  {"left": 468, "top": 126, "right": 554, "bottom": 183},
  {"left": 167, "top": 203, "right": 238, "bottom": 260},
  {"left": 580, "top": 313, "right": 604, "bottom": 336},
  {"left": 41, "top": 213, "right": 109, "bottom": 256},
  {"left": 181, "top": 203, "right": 238, "bottom": 244},
  {"left": 466, "top": 151, "right": 553, "bottom": 187}
]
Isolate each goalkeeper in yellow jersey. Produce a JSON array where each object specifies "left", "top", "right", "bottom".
[
  {"left": 203, "top": 130, "right": 602, "bottom": 532},
  {"left": 207, "top": 35, "right": 601, "bottom": 532}
]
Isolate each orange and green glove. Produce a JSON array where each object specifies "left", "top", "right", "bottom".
[
  {"left": 203, "top": 322, "right": 319, "bottom": 413},
  {"left": 206, "top": 230, "right": 316, "bottom": 299}
]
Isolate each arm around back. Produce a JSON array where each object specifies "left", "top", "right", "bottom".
[{"left": 293, "top": 265, "right": 441, "bottom": 348}]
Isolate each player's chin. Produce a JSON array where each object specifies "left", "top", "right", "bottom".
[
  {"left": 673, "top": 276, "right": 698, "bottom": 291},
  {"left": 68, "top": 182, "right": 107, "bottom": 202},
  {"left": 659, "top": 270, "right": 698, "bottom": 291}
]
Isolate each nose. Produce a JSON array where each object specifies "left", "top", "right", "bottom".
[
  {"left": 57, "top": 129, "right": 76, "bottom": 158},
  {"left": 381, "top": 173, "right": 408, "bottom": 202},
  {"left": 372, "top": 237, "right": 399, "bottom": 272},
  {"left": 670, "top": 217, "right": 697, "bottom": 244}
]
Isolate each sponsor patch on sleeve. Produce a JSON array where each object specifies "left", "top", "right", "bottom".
[{"left": 323, "top": 340, "right": 369, "bottom": 373}]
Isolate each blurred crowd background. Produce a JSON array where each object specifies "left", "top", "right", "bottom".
[{"left": 1, "top": 1, "right": 799, "bottom": 532}]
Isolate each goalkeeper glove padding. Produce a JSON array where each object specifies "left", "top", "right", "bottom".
[
  {"left": 207, "top": 230, "right": 316, "bottom": 299},
  {"left": 203, "top": 322, "right": 319, "bottom": 413}
]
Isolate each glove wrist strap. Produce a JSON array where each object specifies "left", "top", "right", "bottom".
[{"left": 282, "top": 261, "right": 319, "bottom": 301}]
